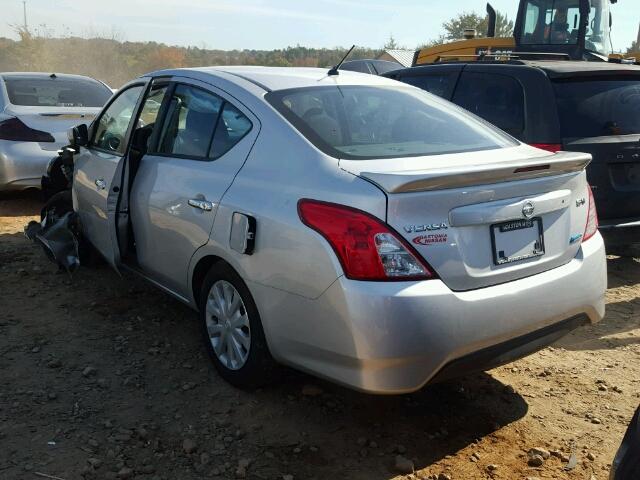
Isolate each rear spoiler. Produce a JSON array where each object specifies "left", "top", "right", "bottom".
[{"left": 360, "top": 151, "right": 591, "bottom": 194}]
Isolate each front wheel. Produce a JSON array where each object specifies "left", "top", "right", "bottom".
[{"left": 199, "top": 263, "right": 278, "bottom": 389}]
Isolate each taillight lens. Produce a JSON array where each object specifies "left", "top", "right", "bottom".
[
  {"left": 531, "top": 143, "right": 562, "bottom": 153},
  {"left": 583, "top": 185, "right": 598, "bottom": 242},
  {"left": 0, "top": 117, "right": 55, "bottom": 142},
  {"left": 298, "top": 199, "right": 434, "bottom": 281}
]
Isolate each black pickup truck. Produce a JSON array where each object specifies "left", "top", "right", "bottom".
[{"left": 385, "top": 60, "right": 640, "bottom": 254}]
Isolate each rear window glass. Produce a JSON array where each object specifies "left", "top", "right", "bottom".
[
  {"left": 370, "top": 61, "right": 402, "bottom": 75},
  {"left": 339, "top": 61, "right": 372, "bottom": 74},
  {"left": 266, "top": 85, "right": 516, "bottom": 160},
  {"left": 553, "top": 78, "right": 640, "bottom": 138},
  {"left": 399, "top": 73, "right": 456, "bottom": 99},
  {"left": 452, "top": 72, "right": 525, "bottom": 136},
  {"left": 4, "top": 77, "right": 111, "bottom": 107}
]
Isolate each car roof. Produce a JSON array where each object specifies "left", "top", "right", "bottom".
[
  {"left": 391, "top": 60, "right": 640, "bottom": 79},
  {"left": 522, "top": 60, "right": 640, "bottom": 78},
  {"left": 151, "top": 66, "right": 403, "bottom": 92},
  {"left": 0, "top": 72, "right": 104, "bottom": 82}
]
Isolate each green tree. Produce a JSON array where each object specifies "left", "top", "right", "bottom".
[
  {"left": 442, "top": 10, "right": 514, "bottom": 40},
  {"left": 418, "top": 34, "right": 447, "bottom": 50},
  {"left": 383, "top": 34, "right": 402, "bottom": 50},
  {"left": 0, "top": 29, "right": 385, "bottom": 87}
]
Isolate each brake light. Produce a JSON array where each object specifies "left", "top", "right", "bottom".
[
  {"left": 583, "top": 186, "right": 598, "bottom": 242},
  {"left": 298, "top": 199, "right": 434, "bottom": 281},
  {"left": 531, "top": 143, "right": 562, "bottom": 153},
  {"left": 0, "top": 117, "right": 55, "bottom": 142},
  {"left": 514, "top": 164, "right": 550, "bottom": 173}
]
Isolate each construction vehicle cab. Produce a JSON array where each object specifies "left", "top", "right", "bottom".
[
  {"left": 414, "top": 0, "right": 617, "bottom": 64},
  {"left": 516, "top": 0, "right": 612, "bottom": 60}
]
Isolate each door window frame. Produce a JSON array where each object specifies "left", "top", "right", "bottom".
[
  {"left": 133, "top": 79, "right": 175, "bottom": 157},
  {"left": 150, "top": 79, "right": 254, "bottom": 163},
  {"left": 88, "top": 81, "right": 149, "bottom": 156}
]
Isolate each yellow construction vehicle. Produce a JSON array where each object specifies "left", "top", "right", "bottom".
[{"left": 414, "top": 0, "right": 636, "bottom": 65}]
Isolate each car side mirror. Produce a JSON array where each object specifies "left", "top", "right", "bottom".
[{"left": 68, "top": 124, "right": 89, "bottom": 148}]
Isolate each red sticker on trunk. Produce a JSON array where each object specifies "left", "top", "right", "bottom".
[{"left": 412, "top": 234, "right": 448, "bottom": 246}]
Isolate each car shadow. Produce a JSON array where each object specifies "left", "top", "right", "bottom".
[
  {"left": 555, "top": 296, "right": 639, "bottom": 351},
  {"left": 0, "top": 189, "right": 43, "bottom": 217},
  {"left": 255, "top": 369, "right": 529, "bottom": 477},
  {"left": 607, "top": 255, "right": 640, "bottom": 289},
  {"left": 554, "top": 257, "right": 640, "bottom": 352},
  {"left": 0, "top": 228, "right": 528, "bottom": 479}
]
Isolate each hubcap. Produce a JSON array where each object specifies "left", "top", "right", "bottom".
[{"left": 205, "top": 280, "right": 251, "bottom": 370}]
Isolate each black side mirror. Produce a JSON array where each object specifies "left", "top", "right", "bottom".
[{"left": 67, "top": 124, "right": 89, "bottom": 148}]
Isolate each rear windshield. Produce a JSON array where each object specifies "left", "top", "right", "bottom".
[
  {"left": 371, "top": 61, "right": 402, "bottom": 75},
  {"left": 266, "top": 85, "right": 517, "bottom": 160},
  {"left": 554, "top": 78, "right": 640, "bottom": 138},
  {"left": 4, "top": 77, "right": 112, "bottom": 108}
]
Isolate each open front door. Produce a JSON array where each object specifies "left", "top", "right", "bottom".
[{"left": 73, "top": 79, "right": 151, "bottom": 271}]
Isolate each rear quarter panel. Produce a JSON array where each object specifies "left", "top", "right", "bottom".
[{"left": 188, "top": 99, "right": 388, "bottom": 302}]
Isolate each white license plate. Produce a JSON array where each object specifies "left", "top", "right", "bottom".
[{"left": 490, "top": 218, "right": 545, "bottom": 265}]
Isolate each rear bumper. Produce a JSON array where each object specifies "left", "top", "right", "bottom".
[
  {"left": 0, "top": 140, "right": 60, "bottom": 191},
  {"left": 429, "top": 314, "right": 588, "bottom": 384},
  {"left": 252, "top": 233, "right": 606, "bottom": 394}
]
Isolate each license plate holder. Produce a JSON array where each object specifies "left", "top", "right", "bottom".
[{"left": 490, "top": 217, "right": 545, "bottom": 265}]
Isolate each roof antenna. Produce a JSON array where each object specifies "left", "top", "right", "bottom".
[{"left": 328, "top": 45, "right": 356, "bottom": 76}]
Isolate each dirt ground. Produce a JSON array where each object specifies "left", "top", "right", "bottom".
[{"left": 1, "top": 191, "right": 639, "bottom": 480}]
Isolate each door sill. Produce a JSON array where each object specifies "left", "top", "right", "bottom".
[{"left": 120, "top": 263, "right": 194, "bottom": 307}]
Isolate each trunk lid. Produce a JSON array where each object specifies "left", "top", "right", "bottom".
[
  {"left": 5, "top": 106, "right": 99, "bottom": 143},
  {"left": 341, "top": 146, "right": 593, "bottom": 291}
]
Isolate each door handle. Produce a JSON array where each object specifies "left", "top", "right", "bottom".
[
  {"left": 95, "top": 178, "right": 106, "bottom": 190},
  {"left": 188, "top": 198, "right": 214, "bottom": 211}
]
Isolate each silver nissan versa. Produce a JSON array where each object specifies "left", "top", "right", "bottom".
[{"left": 31, "top": 66, "right": 606, "bottom": 394}]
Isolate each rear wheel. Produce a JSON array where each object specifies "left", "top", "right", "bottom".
[{"left": 199, "top": 263, "right": 278, "bottom": 389}]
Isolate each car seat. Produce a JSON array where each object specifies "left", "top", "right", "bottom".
[
  {"left": 173, "top": 109, "right": 217, "bottom": 157},
  {"left": 302, "top": 107, "right": 343, "bottom": 146}
]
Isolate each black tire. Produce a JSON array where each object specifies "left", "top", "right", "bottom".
[
  {"left": 199, "top": 262, "right": 278, "bottom": 389},
  {"left": 40, "top": 190, "right": 73, "bottom": 221}
]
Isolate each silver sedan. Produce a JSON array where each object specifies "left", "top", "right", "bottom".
[
  {"left": 0, "top": 72, "right": 112, "bottom": 191},
  {"left": 36, "top": 66, "right": 606, "bottom": 394}
]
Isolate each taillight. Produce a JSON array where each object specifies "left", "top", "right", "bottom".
[
  {"left": 531, "top": 143, "right": 562, "bottom": 153},
  {"left": 583, "top": 185, "right": 598, "bottom": 242},
  {"left": 0, "top": 117, "right": 55, "bottom": 142},
  {"left": 298, "top": 199, "right": 434, "bottom": 281}
]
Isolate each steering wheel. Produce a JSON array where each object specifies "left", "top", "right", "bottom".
[{"left": 101, "top": 132, "right": 122, "bottom": 151}]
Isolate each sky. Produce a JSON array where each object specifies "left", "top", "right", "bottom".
[{"left": 1, "top": 0, "right": 638, "bottom": 52}]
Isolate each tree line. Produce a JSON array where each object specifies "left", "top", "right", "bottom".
[
  {"left": 0, "top": 10, "right": 636, "bottom": 88},
  {"left": 0, "top": 28, "right": 385, "bottom": 87}
]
